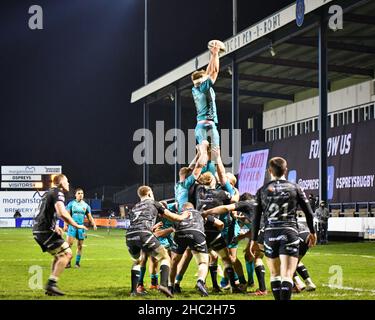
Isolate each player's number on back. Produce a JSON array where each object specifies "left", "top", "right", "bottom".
[
  {"left": 268, "top": 202, "right": 289, "bottom": 218},
  {"left": 132, "top": 211, "right": 141, "bottom": 221}
]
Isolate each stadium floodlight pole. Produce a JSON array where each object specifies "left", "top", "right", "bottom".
[
  {"left": 231, "top": 0, "right": 240, "bottom": 174},
  {"left": 143, "top": 0, "right": 149, "bottom": 186},
  {"left": 174, "top": 86, "right": 181, "bottom": 186},
  {"left": 144, "top": 0, "right": 148, "bottom": 86},
  {"left": 318, "top": 10, "right": 328, "bottom": 203},
  {"left": 232, "top": 0, "right": 237, "bottom": 35}
]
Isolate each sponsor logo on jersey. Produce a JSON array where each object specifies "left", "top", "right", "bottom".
[
  {"left": 269, "top": 235, "right": 288, "bottom": 241},
  {"left": 127, "top": 236, "right": 141, "bottom": 241}
]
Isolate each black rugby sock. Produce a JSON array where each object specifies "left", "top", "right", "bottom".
[
  {"left": 151, "top": 274, "right": 158, "bottom": 286},
  {"left": 160, "top": 265, "right": 170, "bottom": 287},
  {"left": 131, "top": 269, "right": 140, "bottom": 293},
  {"left": 297, "top": 265, "right": 310, "bottom": 281},
  {"left": 47, "top": 278, "right": 57, "bottom": 286},
  {"left": 280, "top": 280, "right": 293, "bottom": 300},
  {"left": 255, "top": 265, "right": 267, "bottom": 291},
  {"left": 209, "top": 265, "right": 219, "bottom": 288},
  {"left": 225, "top": 267, "right": 237, "bottom": 288},
  {"left": 270, "top": 279, "right": 281, "bottom": 300}
]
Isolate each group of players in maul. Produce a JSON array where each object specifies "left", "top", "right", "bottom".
[{"left": 32, "top": 41, "right": 317, "bottom": 300}]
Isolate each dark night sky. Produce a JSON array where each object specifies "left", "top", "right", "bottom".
[{"left": 0, "top": 0, "right": 294, "bottom": 190}]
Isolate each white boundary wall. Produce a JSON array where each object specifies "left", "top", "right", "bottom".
[{"left": 264, "top": 80, "right": 375, "bottom": 129}]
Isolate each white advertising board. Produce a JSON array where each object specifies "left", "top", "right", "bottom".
[
  {"left": 0, "top": 191, "right": 46, "bottom": 217},
  {"left": 1, "top": 182, "right": 43, "bottom": 189},
  {"left": 0, "top": 219, "right": 16, "bottom": 228},
  {"left": 2, "top": 175, "right": 42, "bottom": 181},
  {"left": 1, "top": 166, "right": 61, "bottom": 175}
]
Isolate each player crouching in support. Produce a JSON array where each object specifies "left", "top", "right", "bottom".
[
  {"left": 126, "top": 186, "right": 190, "bottom": 298},
  {"left": 203, "top": 192, "right": 268, "bottom": 295},
  {"left": 292, "top": 222, "right": 317, "bottom": 292},
  {"left": 32, "top": 174, "right": 88, "bottom": 296},
  {"left": 141, "top": 201, "right": 177, "bottom": 294},
  {"left": 250, "top": 157, "right": 317, "bottom": 301},
  {"left": 195, "top": 172, "right": 242, "bottom": 293},
  {"left": 169, "top": 202, "right": 220, "bottom": 296},
  {"left": 64, "top": 188, "right": 97, "bottom": 268}
]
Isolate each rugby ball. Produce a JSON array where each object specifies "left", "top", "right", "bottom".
[{"left": 208, "top": 40, "right": 226, "bottom": 54}]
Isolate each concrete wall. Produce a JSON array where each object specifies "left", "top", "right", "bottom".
[{"left": 263, "top": 80, "right": 375, "bottom": 129}]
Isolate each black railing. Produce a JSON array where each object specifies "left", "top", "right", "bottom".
[{"left": 328, "top": 202, "right": 375, "bottom": 217}]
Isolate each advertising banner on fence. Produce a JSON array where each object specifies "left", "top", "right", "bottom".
[
  {"left": 0, "top": 191, "right": 45, "bottom": 218},
  {"left": 14, "top": 218, "right": 64, "bottom": 228},
  {"left": 0, "top": 218, "right": 16, "bottom": 228},
  {"left": 238, "top": 149, "right": 269, "bottom": 195},
  {"left": 89, "top": 218, "right": 130, "bottom": 229},
  {"left": 1, "top": 166, "right": 61, "bottom": 175},
  {"left": 15, "top": 218, "right": 34, "bottom": 228},
  {"left": 240, "top": 119, "right": 375, "bottom": 203}
]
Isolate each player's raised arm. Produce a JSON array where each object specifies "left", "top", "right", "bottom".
[
  {"left": 55, "top": 202, "right": 87, "bottom": 230},
  {"left": 206, "top": 42, "right": 220, "bottom": 84},
  {"left": 188, "top": 149, "right": 200, "bottom": 170},
  {"left": 215, "top": 150, "right": 237, "bottom": 202}
]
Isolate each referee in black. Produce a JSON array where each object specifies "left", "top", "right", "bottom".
[{"left": 250, "top": 157, "right": 316, "bottom": 300}]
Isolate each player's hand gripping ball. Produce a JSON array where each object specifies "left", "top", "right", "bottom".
[{"left": 208, "top": 40, "right": 226, "bottom": 54}]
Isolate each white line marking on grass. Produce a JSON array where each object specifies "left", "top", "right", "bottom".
[
  {"left": 310, "top": 252, "right": 375, "bottom": 259},
  {"left": 0, "top": 257, "right": 126, "bottom": 262},
  {"left": 322, "top": 284, "right": 375, "bottom": 294},
  {"left": 86, "top": 234, "right": 105, "bottom": 238}
]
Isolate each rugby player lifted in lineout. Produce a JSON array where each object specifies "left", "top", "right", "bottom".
[{"left": 191, "top": 40, "right": 224, "bottom": 166}]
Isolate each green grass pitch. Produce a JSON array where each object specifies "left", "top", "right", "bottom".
[{"left": 0, "top": 228, "right": 374, "bottom": 300}]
